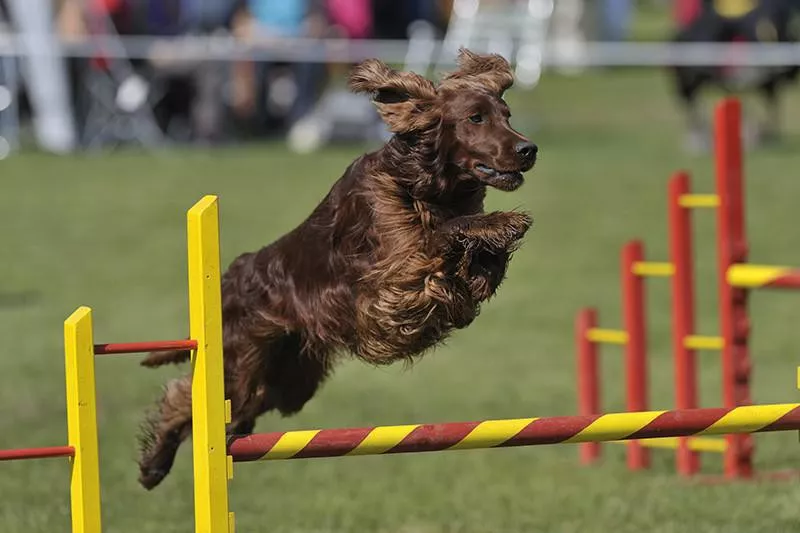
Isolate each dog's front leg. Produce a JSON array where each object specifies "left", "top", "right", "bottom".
[
  {"left": 438, "top": 211, "right": 532, "bottom": 251},
  {"left": 437, "top": 211, "right": 532, "bottom": 301}
]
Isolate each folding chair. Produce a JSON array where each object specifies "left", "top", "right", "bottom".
[{"left": 76, "top": 0, "right": 168, "bottom": 150}]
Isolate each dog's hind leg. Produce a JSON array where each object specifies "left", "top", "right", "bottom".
[
  {"left": 270, "top": 342, "right": 333, "bottom": 417},
  {"left": 137, "top": 374, "right": 193, "bottom": 490},
  {"left": 224, "top": 334, "right": 333, "bottom": 445}
]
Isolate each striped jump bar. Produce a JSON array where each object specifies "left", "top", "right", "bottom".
[
  {"left": 727, "top": 264, "right": 800, "bottom": 290},
  {"left": 228, "top": 404, "right": 800, "bottom": 462}
]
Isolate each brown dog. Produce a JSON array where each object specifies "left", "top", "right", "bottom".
[{"left": 136, "top": 48, "right": 538, "bottom": 489}]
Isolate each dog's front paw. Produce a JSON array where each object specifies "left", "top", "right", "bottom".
[
  {"left": 503, "top": 211, "right": 533, "bottom": 242},
  {"left": 478, "top": 211, "right": 532, "bottom": 250}
]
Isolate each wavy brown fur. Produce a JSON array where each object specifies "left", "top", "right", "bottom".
[{"left": 137, "top": 48, "right": 538, "bottom": 490}]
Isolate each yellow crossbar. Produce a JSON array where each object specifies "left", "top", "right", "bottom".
[
  {"left": 614, "top": 436, "right": 727, "bottom": 453},
  {"left": 586, "top": 328, "right": 628, "bottom": 345},
  {"left": 727, "top": 264, "right": 792, "bottom": 288},
  {"left": 632, "top": 261, "right": 675, "bottom": 278},
  {"left": 684, "top": 335, "right": 724, "bottom": 351},
  {"left": 678, "top": 194, "right": 720, "bottom": 208}
]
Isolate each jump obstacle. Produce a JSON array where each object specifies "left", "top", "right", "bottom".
[
  {"left": 576, "top": 97, "right": 800, "bottom": 480},
  {"left": 1, "top": 98, "right": 799, "bottom": 533}
]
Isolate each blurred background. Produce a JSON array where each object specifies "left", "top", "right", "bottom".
[
  {"left": 3, "top": 1, "right": 800, "bottom": 532},
  {"left": 2, "top": 0, "right": 798, "bottom": 157}
]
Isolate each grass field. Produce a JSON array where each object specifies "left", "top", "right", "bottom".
[{"left": 3, "top": 65, "right": 800, "bottom": 533}]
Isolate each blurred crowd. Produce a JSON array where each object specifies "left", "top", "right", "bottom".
[{"left": 0, "top": 0, "right": 639, "bottom": 155}]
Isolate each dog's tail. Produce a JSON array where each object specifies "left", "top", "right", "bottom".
[{"left": 140, "top": 349, "right": 191, "bottom": 368}]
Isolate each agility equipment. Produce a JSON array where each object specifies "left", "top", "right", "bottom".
[
  {"left": 576, "top": 97, "right": 800, "bottom": 479},
  {"left": 0, "top": 197, "right": 229, "bottom": 533},
  {"left": 4, "top": 98, "right": 800, "bottom": 533},
  {"left": 227, "top": 404, "right": 800, "bottom": 462}
]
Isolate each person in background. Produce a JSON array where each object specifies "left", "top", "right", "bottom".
[
  {"left": 229, "top": 0, "right": 331, "bottom": 135},
  {"left": 600, "top": 0, "right": 632, "bottom": 41},
  {"left": 6, "top": 0, "right": 78, "bottom": 153}
]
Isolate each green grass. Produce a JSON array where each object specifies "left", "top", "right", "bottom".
[{"left": 3, "top": 68, "right": 800, "bottom": 533}]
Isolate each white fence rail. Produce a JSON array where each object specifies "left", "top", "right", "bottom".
[{"left": 1, "top": 35, "right": 800, "bottom": 67}]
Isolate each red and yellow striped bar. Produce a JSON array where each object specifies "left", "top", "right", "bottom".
[
  {"left": 727, "top": 264, "right": 800, "bottom": 289},
  {"left": 0, "top": 446, "right": 75, "bottom": 461},
  {"left": 229, "top": 404, "right": 800, "bottom": 462}
]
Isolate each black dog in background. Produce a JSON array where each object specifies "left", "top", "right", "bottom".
[{"left": 671, "top": 0, "right": 800, "bottom": 151}]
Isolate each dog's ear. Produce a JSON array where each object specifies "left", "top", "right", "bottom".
[
  {"left": 443, "top": 48, "right": 514, "bottom": 96},
  {"left": 349, "top": 59, "right": 439, "bottom": 133}
]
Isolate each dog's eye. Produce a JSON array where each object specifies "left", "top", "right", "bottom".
[{"left": 468, "top": 114, "right": 483, "bottom": 124}]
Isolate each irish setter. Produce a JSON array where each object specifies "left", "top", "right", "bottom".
[{"left": 137, "top": 48, "right": 538, "bottom": 489}]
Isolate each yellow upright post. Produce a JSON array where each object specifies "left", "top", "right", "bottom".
[
  {"left": 64, "top": 306, "right": 103, "bottom": 533},
  {"left": 187, "top": 196, "right": 233, "bottom": 533}
]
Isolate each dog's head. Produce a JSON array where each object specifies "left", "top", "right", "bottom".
[{"left": 349, "top": 48, "right": 537, "bottom": 195}]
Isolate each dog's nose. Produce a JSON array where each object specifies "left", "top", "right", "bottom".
[{"left": 515, "top": 141, "right": 538, "bottom": 163}]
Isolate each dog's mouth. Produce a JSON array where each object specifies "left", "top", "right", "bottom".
[{"left": 474, "top": 164, "right": 525, "bottom": 191}]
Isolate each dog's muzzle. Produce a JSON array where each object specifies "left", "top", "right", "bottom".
[{"left": 475, "top": 165, "right": 526, "bottom": 191}]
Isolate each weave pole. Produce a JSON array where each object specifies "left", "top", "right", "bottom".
[
  {"left": 668, "top": 171, "right": 700, "bottom": 476},
  {"left": 621, "top": 241, "right": 648, "bottom": 470},
  {"left": 187, "top": 196, "right": 233, "bottom": 533},
  {"left": 714, "top": 98, "right": 753, "bottom": 479},
  {"left": 576, "top": 308, "right": 601, "bottom": 463},
  {"left": 228, "top": 404, "right": 800, "bottom": 461}
]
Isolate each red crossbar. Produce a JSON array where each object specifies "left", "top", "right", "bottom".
[
  {"left": 0, "top": 446, "right": 75, "bottom": 461},
  {"left": 768, "top": 273, "right": 800, "bottom": 289},
  {"left": 93, "top": 339, "right": 197, "bottom": 355}
]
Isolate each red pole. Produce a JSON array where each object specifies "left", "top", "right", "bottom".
[
  {"left": 93, "top": 339, "right": 197, "bottom": 355},
  {"left": 714, "top": 98, "right": 753, "bottom": 479},
  {"left": 576, "top": 308, "right": 600, "bottom": 464},
  {"left": 0, "top": 446, "right": 75, "bottom": 461},
  {"left": 765, "top": 273, "right": 800, "bottom": 289},
  {"left": 668, "top": 171, "right": 700, "bottom": 476},
  {"left": 622, "top": 240, "right": 648, "bottom": 470}
]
